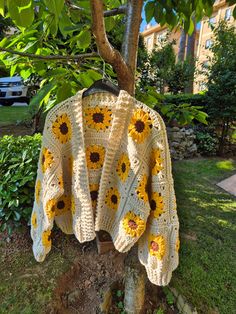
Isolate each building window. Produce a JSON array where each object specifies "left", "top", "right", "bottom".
[
  {"left": 158, "top": 33, "right": 166, "bottom": 43},
  {"left": 225, "top": 8, "right": 231, "bottom": 21},
  {"left": 205, "top": 39, "right": 212, "bottom": 49},
  {"left": 203, "top": 60, "right": 209, "bottom": 68},
  {"left": 209, "top": 16, "right": 216, "bottom": 25},
  {"left": 146, "top": 37, "right": 152, "bottom": 47},
  {"left": 199, "top": 82, "right": 207, "bottom": 91}
]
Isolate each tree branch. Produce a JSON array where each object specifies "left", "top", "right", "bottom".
[
  {"left": 66, "top": 0, "right": 127, "bottom": 17},
  {"left": 90, "top": 0, "right": 133, "bottom": 94},
  {"left": 122, "top": 0, "right": 144, "bottom": 74},
  {"left": 0, "top": 47, "right": 99, "bottom": 61},
  {"left": 104, "top": 5, "right": 127, "bottom": 17}
]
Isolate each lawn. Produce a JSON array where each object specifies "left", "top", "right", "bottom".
[
  {"left": 0, "top": 157, "right": 235, "bottom": 313},
  {"left": 172, "top": 158, "right": 236, "bottom": 314},
  {"left": 0, "top": 106, "right": 30, "bottom": 126}
]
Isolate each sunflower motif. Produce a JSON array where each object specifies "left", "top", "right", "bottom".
[
  {"left": 41, "top": 147, "right": 54, "bottom": 173},
  {"left": 52, "top": 113, "right": 72, "bottom": 144},
  {"left": 58, "top": 175, "right": 64, "bottom": 189},
  {"left": 85, "top": 106, "right": 112, "bottom": 131},
  {"left": 122, "top": 211, "right": 145, "bottom": 237},
  {"left": 151, "top": 149, "right": 163, "bottom": 175},
  {"left": 55, "top": 195, "right": 71, "bottom": 216},
  {"left": 136, "top": 174, "right": 149, "bottom": 202},
  {"left": 148, "top": 234, "right": 166, "bottom": 260},
  {"left": 86, "top": 145, "right": 105, "bottom": 170},
  {"left": 128, "top": 109, "right": 153, "bottom": 143},
  {"left": 31, "top": 211, "right": 37, "bottom": 229},
  {"left": 45, "top": 199, "right": 56, "bottom": 220},
  {"left": 71, "top": 195, "right": 75, "bottom": 215},
  {"left": 116, "top": 153, "right": 130, "bottom": 182},
  {"left": 89, "top": 184, "right": 99, "bottom": 208},
  {"left": 105, "top": 187, "right": 120, "bottom": 210},
  {"left": 42, "top": 230, "right": 52, "bottom": 248},
  {"left": 150, "top": 192, "right": 165, "bottom": 218},
  {"left": 35, "top": 180, "right": 41, "bottom": 204},
  {"left": 176, "top": 237, "right": 180, "bottom": 252}
]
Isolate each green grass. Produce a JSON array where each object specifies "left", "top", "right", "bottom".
[
  {"left": 0, "top": 157, "right": 235, "bottom": 313},
  {"left": 0, "top": 106, "right": 30, "bottom": 126},
  {"left": 171, "top": 157, "right": 236, "bottom": 314}
]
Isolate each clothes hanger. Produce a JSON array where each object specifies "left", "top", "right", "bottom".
[{"left": 82, "top": 58, "right": 120, "bottom": 98}]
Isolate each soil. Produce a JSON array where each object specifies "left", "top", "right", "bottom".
[
  {"left": 1, "top": 225, "right": 179, "bottom": 314},
  {"left": 0, "top": 124, "right": 34, "bottom": 136}
]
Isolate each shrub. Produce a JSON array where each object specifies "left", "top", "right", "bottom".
[
  {"left": 194, "top": 125, "right": 219, "bottom": 156},
  {"left": 0, "top": 134, "right": 41, "bottom": 234},
  {"left": 163, "top": 93, "right": 207, "bottom": 109}
]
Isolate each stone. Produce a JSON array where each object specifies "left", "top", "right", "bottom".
[
  {"left": 171, "top": 126, "right": 180, "bottom": 131},
  {"left": 177, "top": 294, "right": 185, "bottom": 311}
]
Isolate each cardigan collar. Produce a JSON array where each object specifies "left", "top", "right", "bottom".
[{"left": 70, "top": 88, "right": 134, "bottom": 240}]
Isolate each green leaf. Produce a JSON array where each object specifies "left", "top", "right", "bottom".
[
  {"left": 56, "top": 82, "right": 72, "bottom": 103},
  {"left": 0, "top": 0, "right": 5, "bottom": 16},
  {"left": 145, "top": 1, "right": 155, "bottom": 24},
  {"left": 105, "top": 16, "right": 115, "bottom": 32},
  {"left": 77, "top": 29, "right": 91, "bottom": 49},
  {"left": 44, "top": 0, "right": 64, "bottom": 18},
  {"left": 7, "top": 0, "right": 34, "bottom": 28},
  {"left": 29, "top": 82, "right": 54, "bottom": 107},
  {"left": 59, "top": 9, "right": 73, "bottom": 38}
]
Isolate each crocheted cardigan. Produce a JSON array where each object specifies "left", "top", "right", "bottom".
[{"left": 30, "top": 88, "right": 180, "bottom": 286}]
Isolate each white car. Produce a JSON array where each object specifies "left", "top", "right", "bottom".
[{"left": 0, "top": 76, "right": 28, "bottom": 106}]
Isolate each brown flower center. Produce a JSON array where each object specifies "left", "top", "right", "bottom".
[
  {"left": 121, "top": 162, "right": 126, "bottom": 173},
  {"left": 135, "top": 120, "right": 145, "bottom": 133},
  {"left": 151, "top": 241, "right": 159, "bottom": 252},
  {"left": 90, "top": 152, "right": 100, "bottom": 163},
  {"left": 90, "top": 190, "right": 98, "bottom": 201},
  {"left": 111, "top": 194, "right": 118, "bottom": 204},
  {"left": 57, "top": 200, "right": 65, "bottom": 209},
  {"left": 150, "top": 199, "right": 156, "bottom": 211},
  {"left": 59, "top": 122, "right": 68, "bottom": 135},
  {"left": 42, "top": 154, "right": 45, "bottom": 165},
  {"left": 128, "top": 219, "right": 138, "bottom": 230},
  {"left": 93, "top": 113, "right": 104, "bottom": 123}
]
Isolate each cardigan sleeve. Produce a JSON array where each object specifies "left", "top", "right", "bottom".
[
  {"left": 30, "top": 110, "right": 64, "bottom": 262},
  {"left": 137, "top": 111, "right": 180, "bottom": 286}
]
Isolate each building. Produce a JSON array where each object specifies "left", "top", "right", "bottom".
[{"left": 141, "top": 0, "right": 236, "bottom": 93}]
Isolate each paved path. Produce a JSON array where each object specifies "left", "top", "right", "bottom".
[{"left": 217, "top": 174, "right": 236, "bottom": 197}]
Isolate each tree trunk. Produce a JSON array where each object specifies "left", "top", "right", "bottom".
[
  {"left": 178, "top": 28, "right": 186, "bottom": 62},
  {"left": 124, "top": 245, "right": 146, "bottom": 314},
  {"left": 90, "top": 1, "right": 146, "bottom": 313},
  {"left": 184, "top": 23, "right": 196, "bottom": 93}
]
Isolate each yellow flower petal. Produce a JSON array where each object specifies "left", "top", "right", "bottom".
[
  {"left": 105, "top": 187, "right": 120, "bottom": 210},
  {"left": 148, "top": 234, "right": 166, "bottom": 260},
  {"left": 122, "top": 211, "right": 145, "bottom": 237},
  {"left": 31, "top": 211, "right": 37, "bottom": 229},
  {"left": 128, "top": 109, "right": 153, "bottom": 143},
  {"left": 136, "top": 174, "right": 149, "bottom": 202},
  {"left": 42, "top": 230, "right": 52, "bottom": 248},
  {"left": 116, "top": 153, "right": 130, "bottom": 182},
  {"left": 150, "top": 192, "right": 165, "bottom": 218},
  {"left": 52, "top": 113, "right": 72, "bottom": 144},
  {"left": 85, "top": 106, "right": 112, "bottom": 131},
  {"left": 35, "top": 180, "right": 41, "bottom": 204},
  {"left": 41, "top": 147, "right": 54, "bottom": 173}
]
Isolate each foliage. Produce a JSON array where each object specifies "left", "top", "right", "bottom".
[
  {"left": 144, "top": 0, "right": 236, "bottom": 34},
  {"left": 0, "top": 134, "right": 41, "bottom": 233},
  {"left": 194, "top": 125, "right": 219, "bottom": 156},
  {"left": 205, "top": 21, "right": 236, "bottom": 154},
  {"left": 136, "top": 86, "right": 208, "bottom": 126},
  {"left": 166, "top": 60, "right": 195, "bottom": 94},
  {"left": 163, "top": 93, "right": 207, "bottom": 108},
  {"left": 0, "top": 0, "right": 231, "bottom": 114},
  {"left": 173, "top": 158, "right": 236, "bottom": 314},
  {"left": 162, "top": 287, "right": 175, "bottom": 305},
  {"left": 0, "top": 106, "right": 30, "bottom": 126}
]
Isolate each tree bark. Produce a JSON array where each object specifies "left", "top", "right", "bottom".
[
  {"left": 90, "top": 0, "right": 133, "bottom": 94},
  {"left": 122, "top": 0, "right": 144, "bottom": 95},
  {"left": 184, "top": 23, "right": 196, "bottom": 93},
  {"left": 178, "top": 28, "right": 186, "bottom": 62},
  {"left": 90, "top": 1, "right": 146, "bottom": 313}
]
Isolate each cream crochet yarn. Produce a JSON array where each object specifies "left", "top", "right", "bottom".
[{"left": 30, "top": 88, "right": 180, "bottom": 286}]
